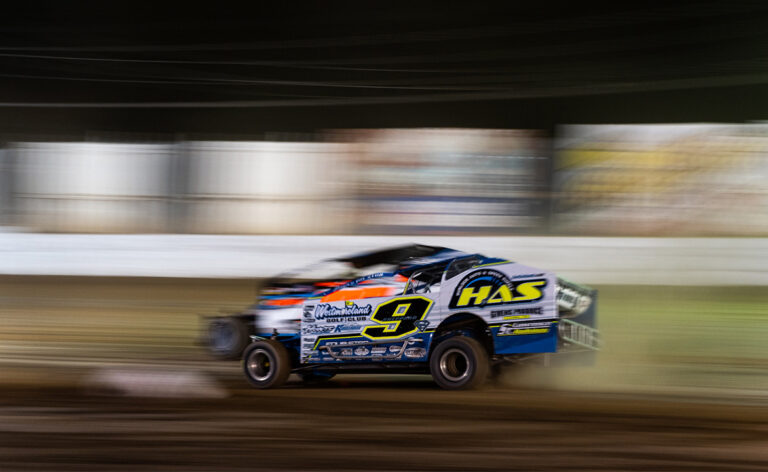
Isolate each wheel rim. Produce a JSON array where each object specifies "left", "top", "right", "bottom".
[
  {"left": 439, "top": 348, "right": 470, "bottom": 382},
  {"left": 246, "top": 348, "right": 274, "bottom": 382}
]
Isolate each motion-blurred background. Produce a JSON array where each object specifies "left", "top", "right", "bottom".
[
  {"left": 2, "top": 2, "right": 768, "bottom": 471},
  {"left": 5, "top": 124, "right": 768, "bottom": 235}
]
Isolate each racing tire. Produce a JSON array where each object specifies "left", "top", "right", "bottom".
[
  {"left": 242, "top": 340, "right": 291, "bottom": 389},
  {"left": 298, "top": 371, "right": 336, "bottom": 385},
  {"left": 208, "top": 317, "right": 250, "bottom": 360},
  {"left": 429, "top": 336, "right": 489, "bottom": 390}
]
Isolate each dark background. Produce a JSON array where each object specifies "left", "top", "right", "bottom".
[{"left": 2, "top": 1, "right": 768, "bottom": 137}]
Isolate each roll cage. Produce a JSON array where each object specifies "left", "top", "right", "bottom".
[
  {"left": 402, "top": 254, "right": 486, "bottom": 295},
  {"left": 307, "top": 252, "right": 493, "bottom": 299}
]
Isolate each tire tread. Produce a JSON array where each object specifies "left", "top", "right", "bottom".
[
  {"left": 429, "top": 335, "right": 489, "bottom": 390},
  {"left": 242, "top": 339, "right": 291, "bottom": 389}
]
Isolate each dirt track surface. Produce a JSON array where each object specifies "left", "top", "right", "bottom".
[
  {"left": 2, "top": 276, "right": 768, "bottom": 471},
  {"left": 2, "top": 378, "right": 768, "bottom": 472}
]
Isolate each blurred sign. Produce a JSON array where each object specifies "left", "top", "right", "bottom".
[
  {"left": 554, "top": 124, "right": 768, "bottom": 235},
  {"left": 335, "top": 129, "right": 550, "bottom": 234}
]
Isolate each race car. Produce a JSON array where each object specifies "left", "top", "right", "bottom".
[
  {"left": 205, "top": 244, "right": 598, "bottom": 390},
  {"left": 204, "top": 244, "right": 447, "bottom": 359}
]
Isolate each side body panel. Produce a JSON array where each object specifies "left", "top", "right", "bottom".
[
  {"left": 300, "top": 292, "right": 440, "bottom": 364},
  {"left": 439, "top": 262, "right": 558, "bottom": 354}
]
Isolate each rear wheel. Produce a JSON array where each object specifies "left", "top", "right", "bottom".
[
  {"left": 242, "top": 340, "right": 291, "bottom": 389},
  {"left": 208, "top": 317, "right": 249, "bottom": 360},
  {"left": 430, "top": 336, "right": 489, "bottom": 390}
]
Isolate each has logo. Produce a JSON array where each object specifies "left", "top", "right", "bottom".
[{"left": 449, "top": 269, "right": 547, "bottom": 309}]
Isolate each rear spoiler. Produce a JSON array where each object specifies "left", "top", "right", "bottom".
[{"left": 556, "top": 278, "right": 600, "bottom": 351}]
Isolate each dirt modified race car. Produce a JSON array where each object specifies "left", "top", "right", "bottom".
[{"left": 204, "top": 244, "right": 598, "bottom": 390}]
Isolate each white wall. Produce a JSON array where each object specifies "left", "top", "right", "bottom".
[
  {"left": 13, "top": 142, "right": 173, "bottom": 232},
  {"left": 1, "top": 233, "right": 766, "bottom": 285},
  {"left": 184, "top": 141, "right": 352, "bottom": 234}
]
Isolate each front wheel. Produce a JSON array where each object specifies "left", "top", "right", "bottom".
[
  {"left": 242, "top": 340, "right": 291, "bottom": 389},
  {"left": 429, "top": 336, "right": 489, "bottom": 390}
]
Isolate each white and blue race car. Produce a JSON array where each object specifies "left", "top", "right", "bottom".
[{"left": 209, "top": 244, "right": 598, "bottom": 390}]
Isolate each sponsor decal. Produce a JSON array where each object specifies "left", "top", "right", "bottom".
[
  {"left": 340, "top": 348, "right": 353, "bottom": 356},
  {"left": 354, "top": 346, "right": 370, "bottom": 356},
  {"left": 370, "top": 346, "right": 387, "bottom": 356},
  {"left": 388, "top": 345, "right": 401, "bottom": 354},
  {"left": 333, "top": 323, "right": 362, "bottom": 333},
  {"left": 335, "top": 272, "right": 390, "bottom": 290},
  {"left": 404, "top": 347, "right": 427, "bottom": 358},
  {"left": 556, "top": 285, "right": 592, "bottom": 314},
  {"left": 512, "top": 273, "right": 544, "bottom": 279},
  {"left": 497, "top": 321, "right": 553, "bottom": 336},
  {"left": 303, "top": 305, "right": 316, "bottom": 322},
  {"left": 449, "top": 269, "right": 547, "bottom": 309},
  {"left": 414, "top": 320, "right": 430, "bottom": 332},
  {"left": 314, "top": 302, "right": 373, "bottom": 322},
  {"left": 325, "top": 339, "right": 369, "bottom": 347},
  {"left": 302, "top": 325, "right": 335, "bottom": 335},
  {"left": 490, "top": 307, "right": 543, "bottom": 318}
]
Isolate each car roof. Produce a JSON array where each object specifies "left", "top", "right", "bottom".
[
  {"left": 332, "top": 244, "right": 455, "bottom": 269},
  {"left": 395, "top": 249, "right": 479, "bottom": 275}
]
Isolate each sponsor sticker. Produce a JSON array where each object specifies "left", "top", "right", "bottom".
[
  {"left": 556, "top": 285, "right": 592, "bottom": 314},
  {"left": 314, "top": 302, "right": 373, "bottom": 322},
  {"left": 404, "top": 347, "right": 427, "bottom": 358},
  {"left": 302, "top": 325, "right": 335, "bottom": 335},
  {"left": 370, "top": 346, "right": 387, "bottom": 356},
  {"left": 333, "top": 323, "right": 362, "bottom": 333},
  {"left": 512, "top": 272, "right": 545, "bottom": 279},
  {"left": 325, "top": 339, "right": 369, "bottom": 347},
  {"left": 497, "top": 321, "right": 553, "bottom": 336},
  {"left": 490, "top": 307, "right": 543, "bottom": 318},
  {"left": 303, "top": 305, "right": 316, "bottom": 322},
  {"left": 354, "top": 346, "right": 370, "bottom": 356},
  {"left": 449, "top": 269, "right": 547, "bottom": 309}
]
